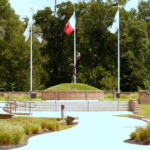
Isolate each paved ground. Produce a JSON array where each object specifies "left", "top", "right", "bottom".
[{"left": 13, "top": 111, "right": 150, "bottom": 150}]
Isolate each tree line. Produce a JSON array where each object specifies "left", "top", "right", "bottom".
[{"left": 0, "top": 0, "right": 150, "bottom": 91}]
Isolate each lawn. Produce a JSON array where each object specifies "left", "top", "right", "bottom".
[
  {"left": 136, "top": 104, "right": 150, "bottom": 119},
  {"left": 46, "top": 83, "right": 100, "bottom": 91},
  {"left": 104, "top": 93, "right": 139, "bottom": 101},
  {"left": 0, "top": 92, "right": 43, "bottom": 101},
  {"left": 114, "top": 104, "right": 150, "bottom": 120}
]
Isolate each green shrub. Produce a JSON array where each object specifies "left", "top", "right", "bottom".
[
  {"left": 130, "top": 124, "right": 150, "bottom": 143},
  {"left": 0, "top": 122, "right": 25, "bottom": 145},
  {"left": 0, "top": 117, "right": 61, "bottom": 145},
  {"left": 104, "top": 93, "right": 113, "bottom": 99},
  {"left": 46, "top": 121, "right": 59, "bottom": 131},
  {"left": 120, "top": 93, "right": 139, "bottom": 99},
  {"left": 30, "top": 124, "right": 41, "bottom": 134},
  {"left": 21, "top": 123, "right": 32, "bottom": 135},
  {"left": 130, "top": 132, "right": 136, "bottom": 140},
  {"left": 136, "top": 127, "right": 147, "bottom": 141},
  {"left": 146, "top": 124, "right": 150, "bottom": 142}
]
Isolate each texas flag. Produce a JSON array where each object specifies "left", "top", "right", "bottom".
[{"left": 64, "top": 11, "right": 76, "bottom": 35}]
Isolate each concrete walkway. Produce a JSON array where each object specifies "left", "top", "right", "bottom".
[{"left": 13, "top": 111, "right": 150, "bottom": 150}]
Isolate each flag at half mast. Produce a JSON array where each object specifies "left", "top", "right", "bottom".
[
  {"left": 108, "top": 10, "right": 119, "bottom": 34},
  {"left": 64, "top": 11, "right": 76, "bottom": 35}
]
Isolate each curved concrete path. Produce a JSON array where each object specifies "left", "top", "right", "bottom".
[{"left": 13, "top": 111, "right": 150, "bottom": 150}]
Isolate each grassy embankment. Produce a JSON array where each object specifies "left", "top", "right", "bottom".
[
  {"left": 0, "top": 117, "right": 74, "bottom": 146},
  {"left": 46, "top": 83, "right": 100, "bottom": 91}
]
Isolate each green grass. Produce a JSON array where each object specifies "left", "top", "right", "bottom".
[
  {"left": 0, "top": 93, "right": 43, "bottom": 101},
  {"left": 104, "top": 93, "right": 139, "bottom": 101},
  {"left": 114, "top": 104, "right": 150, "bottom": 120},
  {"left": 46, "top": 83, "right": 100, "bottom": 91},
  {"left": 113, "top": 114, "right": 129, "bottom": 118},
  {"left": 136, "top": 105, "right": 150, "bottom": 119},
  {"left": 0, "top": 117, "right": 74, "bottom": 146}
]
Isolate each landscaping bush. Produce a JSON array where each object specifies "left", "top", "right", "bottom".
[
  {"left": 46, "top": 121, "right": 59, "bottom": 131},
  {"left": 0, "top": 122, "right": 25, "bottom": 145},
  {"left": 130, "top": 124, "right": 150, "bottom": 143},
  {"left": 104, "top": 93, "right": 113, "bottom": 99},
  {"left": 120, "top": 93, "right": 139, "bottom": 99},
  {"left": 0, "top": 117, "right": 72, "bottom": 146},
  {"left": 136, "top": 127, "right": 147, "bottom": 141}
]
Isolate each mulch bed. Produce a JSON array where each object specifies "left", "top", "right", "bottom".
[
  {"left": 0, "top": 129, "right": 54, "bottom": 150},
  {"left": 124, "top": 139, "right": 150, "bottom": 145}
]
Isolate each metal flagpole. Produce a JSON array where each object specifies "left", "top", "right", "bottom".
[
  {"left": 118, "top": 8, "right": 120, "bottom": 93},
  {"left": 74, "top": 11, "right": 76, "bottom": 84},
  {"left": 30, "top": 9, "right": 33, "bottom": 92}
]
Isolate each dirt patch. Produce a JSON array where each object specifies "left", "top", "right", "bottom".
[{"left": 124, "top": 139, "right": 150, "bottom": 146}]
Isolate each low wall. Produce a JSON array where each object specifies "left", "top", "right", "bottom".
[
  {"left": 0, "top": 114, "right": 13, "bottom": 119},
  {"left": 129, "top": 99, "right": 139, "bottom": 113},
  {"left": 42, "top": 90, "right": 104, "bottom": 100},
  {"left": 139, "top": 91, "right": 150, "bottom": 104}
]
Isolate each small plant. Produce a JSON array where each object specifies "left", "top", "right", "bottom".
[
  {"left": 130, "top": 124, "right": 150, "bottom": 143},
  {"left": 0, "top": 122, "right": 25, "bottom": 145},
  {"left": 104, "top": 93, "right": 113, "bottom": 99},
  {"left": 136, "top": 127, "right": 147, "bottom": 141},
  {"left": 130, "top": 132, "right": 136, "bottom": 139},
  {"left": 30, "top": 124, "right": 41, "bottom": 134},
  {"left": 46, "top": 121, "right": 59, "bottom": 131}
]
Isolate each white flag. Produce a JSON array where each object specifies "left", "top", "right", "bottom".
[
  {"left": 23, "top": 22, "right": 30, "bottom": 42},
  {"left": 108, "top": 10, "right": 119, "bottom": 34},
  {"left": 37, "top": 36, "right": 42, "bottom": 43}
]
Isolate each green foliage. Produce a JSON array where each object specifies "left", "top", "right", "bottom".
[
  {"left": 46, "top": 83, "right": 100, "bottom": 91},
  {"left": 107, "top": 0, "right": 130, "bottom": 6},
  {"left": 0, "top": 0, "right": 150, "bottom": 91},
  {"left": 0, "top": 122, "right": 25, "bottom": 145},
  {"left": 104, "top": 92, "right": 139, "bottom": 101},
  {"left": 0, "top": 117, "right": 61, "bottom": 145},
  {"left": 130, "top": 124, "right": 150, "bottom": 143},
  {"left": 100, "top": 73, "right": 117, "bottom": 90},
  {"left": 105, "top": 93, "right": 113, "bottom": 99},
  {"left": 0, "top": 0, "right": 46, "bottom": 91}
]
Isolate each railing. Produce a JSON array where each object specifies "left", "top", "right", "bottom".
[
  {"left": 4, "top": 101, "right": 36, "bottom": 115},
  {"left": 2, "top": 92, "right": 36, "bottom": 115}
]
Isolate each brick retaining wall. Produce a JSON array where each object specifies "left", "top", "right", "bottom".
[
  {"left": 42, "top": 90, "right": 104, "bottom": 100},
  {"left": 129, "top": 99, "right": 139, "bottom": 113},
  {"left": 139, "top": 91, "right": 150, "bottom": 104}
]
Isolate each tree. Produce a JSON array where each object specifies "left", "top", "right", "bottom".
[{"left": 0, "top": 0, "right": 45, "bottom": 91}]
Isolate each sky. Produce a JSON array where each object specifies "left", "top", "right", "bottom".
[{"left": 9, "top": 0, "right": 145, "bottom": 21}]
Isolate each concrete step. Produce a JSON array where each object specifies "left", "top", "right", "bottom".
[{"left": 5, "top": 101, "right": 131, "bottom": 112}]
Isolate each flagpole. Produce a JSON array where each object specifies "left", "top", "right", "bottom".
[
  {"left": 74, "top": 10, "right": 76, "bottom": 84},
  {"left": 118, "top": 8, "right": 120, "bottom": 93},
  {"left": 30, "top": 9, "right": 33, "bottom": 92}
]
